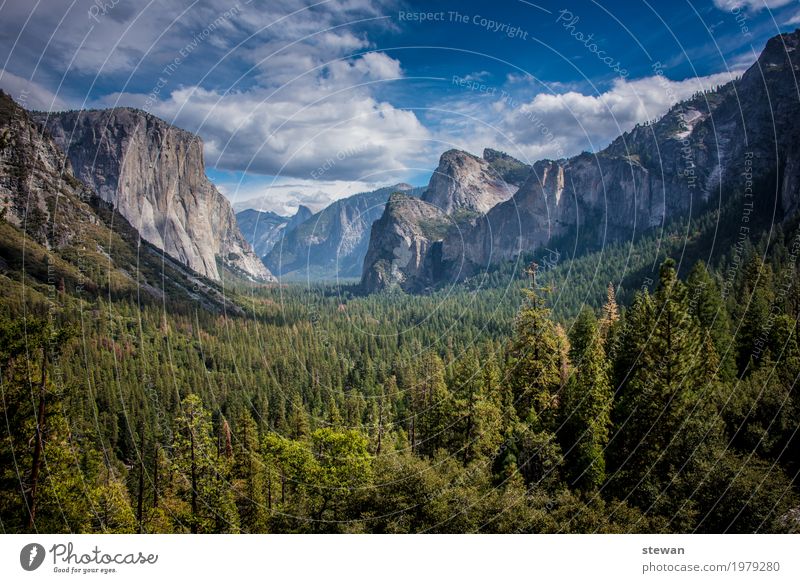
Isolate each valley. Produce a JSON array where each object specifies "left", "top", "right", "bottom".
[{"left": 0, "top": 22, "right": 799, "bottom": 535}]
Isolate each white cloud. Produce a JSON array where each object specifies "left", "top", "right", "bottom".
[
  {"left": 219, "top": 176, "right": 383, "bottom": 215},
  {"left": 0, "top": 69, "right": 69, "bottom": 111},
  {"left": 442, "top": 70, "right": 745, "bottom": 164},
  {"left": 103, "top": 57, "right": 430, "bottom": 183},
  {"left": 0, "top": 0, "right": 764, "bottom": 214},
  {"left": 712, "top": 0, "right": 793, "bottom": 11},
  {"left": 1, "top": 0, "right": 426, "bottom": 209}
]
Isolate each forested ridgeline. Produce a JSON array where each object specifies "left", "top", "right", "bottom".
[{"left": 1, "top": 210, "right": 800, "bottom": 533}]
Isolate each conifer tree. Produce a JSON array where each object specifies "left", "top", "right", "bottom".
[
  {"left": 506, "top": 263, "right": 566, "bottom": 486},
  {"left": 599, "top": 283, "right": 620, "bottom": 337},
  {"left": 232, "top": 412, "right": 268, "bottom": 533},
  {"left": 172, "top": 395, "right": 239, "bottom": 533},
  {"left": 450, "top": 349, "right": 503, "bottom": 464},
  {"left": 507, "top": 263, "right": 563, "bottom": 429},
  {"left": 734, "top": 256, "right": 775, "bottom": 374},
  {"left": 410, "top": 352, "right": 452, "bottom": 457},
  {"left": 559, "top": 309, "right": 612, "bottom": 491},
  {"left": 686, "top": 261, "right": 736, "bottom": 381},
  {"left": 609, "top": 260, "right": 723, "bottom": 525}
]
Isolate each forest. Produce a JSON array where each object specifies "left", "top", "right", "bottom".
[{"left": 1, "top": 194, "right": 799, "bottom": 534}]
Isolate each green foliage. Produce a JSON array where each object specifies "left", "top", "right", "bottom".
[
  {"left": 608, "top": 260, "right": 726, "bottom": 528},
  {"left": 559, "top": 309, "right": 612, "bottom": 491},
  {"left": 1, "top": 196, "right": 799, "bottom": 533},
  {"left": 171, "top": 395, "right": 239, "bottom": 533},
  {"left": 508, "top": 274, "right": 564, "bottom": 427}
]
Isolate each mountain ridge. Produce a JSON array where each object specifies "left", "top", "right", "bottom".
[
  {"left": 265, "top": 182, "right": 419, "bottom": 280},
  {"left": 362, "top": 29, "right": 800, "bottom": 293}
]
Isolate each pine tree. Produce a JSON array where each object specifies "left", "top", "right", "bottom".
[
  {"left": 505, "top": 263, "right": 567, "bottom": 486},
  {"left": 559, "top": 309, "right": 612, "bottom": 491},
  {"left": 734, "top": 256, "right": 775, "bottom": 375},
  {"left": 410, "top": 352, "right": 452, "bottom": 457},
  {"left": 232, "top": 412, "right": 268, "bottom": 533},
  {"left": 609, "top": 260, "right": 723, "bottom": 526},
  {"left": 507, "top": 263, "right": 563, "bottom": 429},
  {"left": 449, "top": 349, "right": 503, "bottom": 464},
  {"left": 599, "top": 283, "right": 620, "bottom": 337},
  {"left": 686, "top": 261, "right": 736, "bottom": 381},
  {"left": 172, "top": 395, "right": 239, "bottom": 533}
]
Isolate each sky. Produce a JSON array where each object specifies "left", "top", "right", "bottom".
[{"left": 1, "top": 0, "right": 798, "bottom": 214}]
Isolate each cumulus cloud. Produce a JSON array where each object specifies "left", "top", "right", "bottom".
[
  {"left": 442, "top": 69, "right": 745, "bottom": 164},
  {"left": 103, "top": 58, "right": 430, "bottom": 183},
  {"left": 0, "top": 0, "right": 766, "bottom": 212},
  {"left": 0, "top": 0, "right": 428, "bottom": 208}
]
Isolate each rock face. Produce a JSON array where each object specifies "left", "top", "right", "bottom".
[
  {"left": 421, "top": 149, "right": 517, "bottom": 214},
  {"left": 286, "top": 205, "right": 313, "bottom": 231},
  {"left": 0, "top": 92, "right": 96, "bottom": 248},
  {"left": 33, "top": 108, "right": 273, "bottom": 282},
  {"left": 361, "top": 150, "right": 525, "bottom": 291},
  {"left": 265, "top": 183, "right": 417, "bottom": 279},
  {"left": 361, "top": 192, "right": 452, "bottom": 292},
  {"left": 0, "top": 91, "right": 241, "bottom": 312},
  {"left": 364, "top": 29, "right": 800, "bottom": 292},
  {"left": 235, "top": 209, "right": 289, "bottom": 258}
]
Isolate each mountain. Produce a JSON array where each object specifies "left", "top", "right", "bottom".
[
  {"left": 236, "top": 204, "right": 314, "bottom": 258},
  {"left": 265, "top": 183, "right": 417, "bottom": 280},
  {"left": 235, "top": 208, "right": 288, "bottom": 258},
  {"left": 286, "top": 204, "right": 313, "bottom": 229},
  {"left": 420, "top": 149, "right": 518, "bottom": 214},
  {"left": 32, "top": 108, "right": 273, "bottom": 282},
  {"left": 0, "top": 91, "right": 242, "bottom": 313},
  {"left": 364, "top": 29, "right": 800, "bottom": 293},
  {"left": 361, "top": 192, "right": 451, "bottom": 292},
  {"left": 482, "top": 147, "right": 533, "bottom": 187},
  {"left": 361, "top": 149, "right": 525, "bottom": 291}
]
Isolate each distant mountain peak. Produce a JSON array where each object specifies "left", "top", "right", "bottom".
[{"left": 263, "top": 184, "right": 421, "bottom": 280}]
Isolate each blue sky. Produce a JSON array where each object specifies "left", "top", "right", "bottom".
[{"left": 1, "top": 0, "right": 798, "bottom": 214}]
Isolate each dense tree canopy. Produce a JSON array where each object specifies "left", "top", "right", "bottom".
[{"left": 1, "top": 197, "right": 799, "bottom": 533}]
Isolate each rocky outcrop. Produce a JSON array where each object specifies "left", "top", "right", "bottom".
[
  {"left": 360, "top": 151, "right": 521, "bottom": 291},
  {"left": 0, "top": 91, "right": 96, "bottom": 247},
  {"left": 361, "top": 192, "right": 452, "bottom": 292},
  {"left": 421, "top": 149, "right": 517, "bottom": 214},
  {"left": 33, "top": 108, "right": 273, "bottom": 282},
  {"left": 266, "top": 183, "right": 417, "bottom": 280},
  {"left": 483, "top": 148, "right": 532, "bottom": 187}
]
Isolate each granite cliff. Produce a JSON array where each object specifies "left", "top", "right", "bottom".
[
  {"left": 0, "top": 91, "right": 241, "bottom": 312},
  {"left": 33, "top": 108, "right": 272, "bottom": 282}
]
